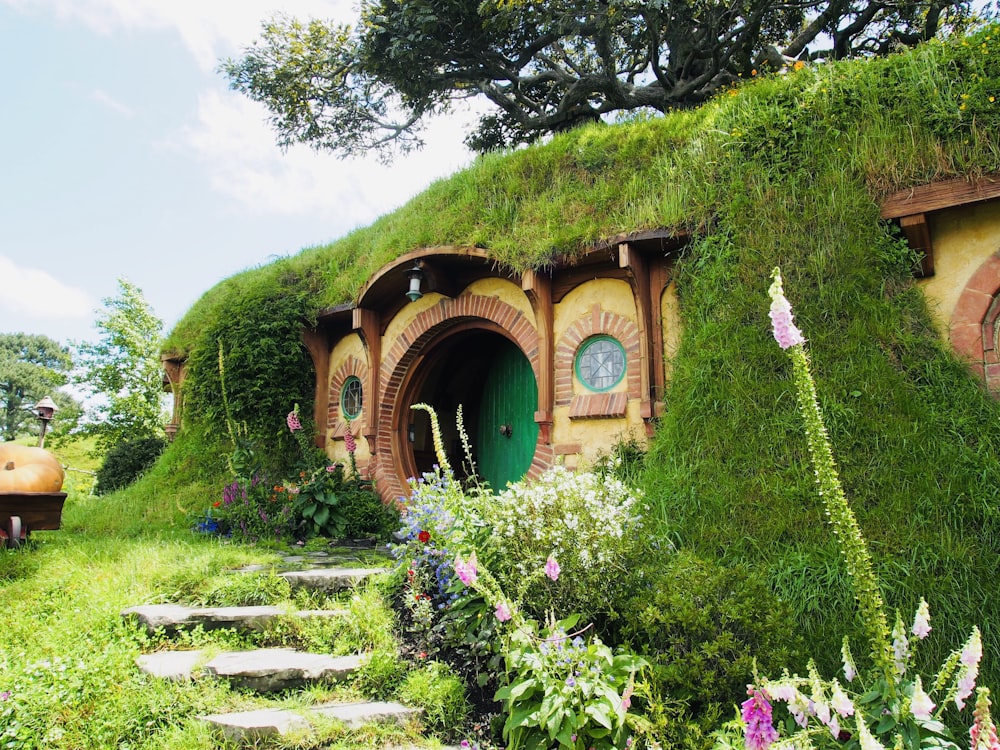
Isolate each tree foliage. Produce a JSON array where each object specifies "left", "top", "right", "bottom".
[
  {"left": 74, "top": 278, "right": 166, "bottom": 455},
  {"left": 222, "top": 0, "right": 979, "bottom": 156},
  {"left": 0, "top": 333, "right": 73, "bottom": 441}
]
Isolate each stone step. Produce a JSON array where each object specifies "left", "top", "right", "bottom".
[
  {"left": 280, "top": 566, "right": 389, "bottom": 593},
  {"left": 122, "top": 603, "right": 347, "bottom": 635},
  {"left": 200, "top": 700, "right": 421, "bottom": 742},
  {"left": 137, "top": 648, "right": 367, "bottom": 692}
]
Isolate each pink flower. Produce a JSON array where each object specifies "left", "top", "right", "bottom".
[
  {"left": 768, "top": 268, "right": 805, "bottom": 350},
  {"left": 742, "top": 687, "right": 780, "bottom": 750},
  {"left": 912, "top": 599, "right": 932, "bottom": 640},
  {"left": 495, "top": 600, "right": 512, "bottom": 622},
  {"left": 454, "top": 552, "right": 478, "bottom": 586},
  {"left": 286, "top": 410, "right": 302, "bottom": 432},
  {"left": 544, "top": 555, "right": 560, "bottom": 581},
  {"left": 344, "top": 428, "right": 357, "bottom": 454},
  {"left": 911, "top": 676, "right": 935, "bottom": 721},
  {"left": 970, "top": 689, "right": 1000, "bottom": 750}
]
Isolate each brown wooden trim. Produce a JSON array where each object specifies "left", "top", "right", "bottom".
[
  {"left": 898, "top": 213, "right": 935, "bottom": 277},
  {"left": 619, "top": 243, "right": 654, "bottom": 416},
  {"left": 568, "top": 392, "right": 628, "bottom": 419},
  {"left": 352, "top": 308, "right": 382, "bottom": 448},
  {"left": 880, "top": 174, "right": 1000, "bottom": 219},
  {"left": 522, "top": 268, "right": 554, "bottom": 444},
  {"left": 301, "top": 329, "right": 330, "bottom": 449}
]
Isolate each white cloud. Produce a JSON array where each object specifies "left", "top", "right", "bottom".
[
  {"left": 1, "top": 0, "right": 353, "bottom": 70},
  {"left": 0, "top": 256, "right": 93, "bottom": 320},
  {"left": 174, "top": 89, "right": 477, "bottom": 225},
  {"left": 89, "top": 88, "right": 135, "bottom": 117}
]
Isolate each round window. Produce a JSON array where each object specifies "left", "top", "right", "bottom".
[
  {"left": 340, "top": 376, "right": 363, "bottom": 420},
  {"left": 575, "top": 336, "right": 626, "bottom": 392}
]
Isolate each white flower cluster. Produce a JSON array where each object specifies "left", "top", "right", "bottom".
[{"left": 487, "top": 466, "right": 643, "bottom": 578}]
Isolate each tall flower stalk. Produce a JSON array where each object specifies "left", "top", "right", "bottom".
[{"left": 768, "top": 268, "right": 893, "bottom": 681}]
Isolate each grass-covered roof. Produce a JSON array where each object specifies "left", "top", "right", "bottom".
[{"left": 165, "top": 26, "right": 1000, "bottom": 685}]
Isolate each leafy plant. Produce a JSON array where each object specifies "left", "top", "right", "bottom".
[
  {"left": 495, "top": 614, "right": 646, "bottom": 750},
  {"left": 93, "top": 436, "right": 166, "bottom": 495}
]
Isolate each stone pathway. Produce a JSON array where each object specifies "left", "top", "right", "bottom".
[{"left": 121, "top": 548, "right": 456, "bottom": 747}]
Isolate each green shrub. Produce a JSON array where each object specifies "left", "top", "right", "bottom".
[
  {"left": 94, "top": 436, "right": 166, "bottom": 495},
  {"left": 398, "top": 660, "right": 469, "bottom": 736},
  {"left": 621, "top": 550, "right": 802, "bottom": 723},
  {"left": 341, "top": 482, "right": 400, "bottom": 539}
]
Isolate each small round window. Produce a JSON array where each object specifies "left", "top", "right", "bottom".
[
  {"left": 340, "top": 376, "right": 363, "bottom": 420},
  {"left": 575, "top": 336, "right": 626, "bottom": 392}
]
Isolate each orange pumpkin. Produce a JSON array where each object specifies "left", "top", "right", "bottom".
[{"left": 0, "top": 443, "right": 64, "bottom": 493}]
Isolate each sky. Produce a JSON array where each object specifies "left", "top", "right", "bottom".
[{"left": 0, "top": 0, "right": 479, "bottom": 347}]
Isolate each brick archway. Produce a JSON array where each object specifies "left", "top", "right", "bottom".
[
  {"left": 374, "top": 294, "right": 554, "bottom": 501},
  {"left": 950, "top": 249, "right": 1000, "bottom": 396}
]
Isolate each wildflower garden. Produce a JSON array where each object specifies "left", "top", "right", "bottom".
[{"left": 3, "top": 21, "right": 1000, "bottom": 750}]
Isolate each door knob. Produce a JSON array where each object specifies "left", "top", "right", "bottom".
[{"left": 499, "top": 423, "right": 512, "bottom": 438}]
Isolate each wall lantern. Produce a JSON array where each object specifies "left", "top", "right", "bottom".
[
  {"left": 405, "top": 261, "right": 426, "bottom": 302},
  {"left": 34, "top": 396, "right": 58, "bottom": 448}
]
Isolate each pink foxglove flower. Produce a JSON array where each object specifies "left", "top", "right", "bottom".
[
  {"left": 286, "top": 409, "right": 302, "bottom": 432},
  {"left": 495, "top": 600, "right": 512, "bottom": 622},
  {"left": 892, "top": 616, "right": 909, "bottom": 677},
  {"left": 911, "top": 676, "right": 935, "bottom": 720},
  {"left": 831, "top": 681, "right": 855, "bottom": 717},
  {"left": 912, "top": 599, "right": 932, "bottom": 640},
  {"left": 344, "top": 427, "right": 357, "bottom": 454},
  {"left": 454, "top": 552, "right": 478, "bottom": 586},
  {"left": 957, "top": 628, "right": 984, "bottom": 710},
  {"left": 741, "top": 687, "right": 780, "bottom": 750},
  {"left": 971, "top": 689, "right": 1000, "bottom": 750},
  {"left": 857, "top": 715, "right": 888, "bottom": 750},
  {"left": 842, "top": 638, "right": 857, "bottom": 682},
  {"left": 768, "top": 268, "right": 805, "bottom": 350},
  {"left": 544, "top": 555, "right": 560, "bottom": 581}
]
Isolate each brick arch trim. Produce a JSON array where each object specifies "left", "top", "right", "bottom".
[
  {"left": 554, "top": 305, "right": 642, "bottom": 406},
  {"left": 950, "top": 249, "right": 1000, "bottom": 395},
  {"left": 329, "top": 355, "right": 369, "bottom": 433},
  {"left": 375, "top": 293, "right": 554, "bottom": 501}
]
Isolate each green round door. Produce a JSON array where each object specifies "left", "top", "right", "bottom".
[{"left": 476, "top": 338, "right": 538, "bottom": 491}]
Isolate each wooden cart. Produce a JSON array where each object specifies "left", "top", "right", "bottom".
[{"left": 0, "top": 492, "right": 67, "bottom": 548}]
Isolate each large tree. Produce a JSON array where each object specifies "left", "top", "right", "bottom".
[
  {"left": 74, "top": 278, "right": 166, "bottom": 455},
  {"left": 0, "top": 333, "right": 73, "bottom": 441},
  {"left": 222, "top": 0, "right": 976, "bottom": 156}
]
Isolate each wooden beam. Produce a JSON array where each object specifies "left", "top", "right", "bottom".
[
  {"left": 618, "top": 243, "right": 654, "bottom": 418},
  {"left": 899, "top": 213, "right": 935, "bottom": 277},
  {"left": 352, "top": 308, "right": 382, "bottom": 449},
  {"left": 880, "top": 174, "right": 1000, "bottom": 219},
  {"left": 522, "top": 268, "right": 554, "bottom": 444},
  {"left": 300, "top": 328, "right": 330, "bottom": 449}
]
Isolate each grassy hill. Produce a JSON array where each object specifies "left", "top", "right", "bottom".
[{"left": 157, "top": 25, "right": 1000, "bottom": 686}]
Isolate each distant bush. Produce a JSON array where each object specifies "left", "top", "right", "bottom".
[
  {"left": 94, "top": 436, "right": 166, "bottom": 495},
  {"left": 621, "top": 550, "right": 802, "bottom": 724}
]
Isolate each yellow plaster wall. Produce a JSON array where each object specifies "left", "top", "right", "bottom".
[
  {"left": 550, "top": 278, "right": 644, "bottom": 464},
  {"left": 550, "top": 403, "right": 645, "bottom": 470},
  {"left": 463, "top": 277, "right": 536, "bottom": 325},
  {"left": 918, "top": 200, "right": 1000, "bottom": 338},
  {"left": 326, "top": 333, "right": 372, "bottom": 469},
  {"left": 382, "top": 292, "right": 446, "bottom": 348}
]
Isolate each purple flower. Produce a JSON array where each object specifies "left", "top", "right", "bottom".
[
  {"left": 0, "top": 691, "right": 10, "bottom": 701},
  {"left": 767, "top": 268, "right": 805, "bottom": 350},
  {"left": 544, "top": 555, "right": 560, "bottom": 581},
  {"left": 453, "top": 552, "right": 478, "bottom": 586},
  {"left": 495, "top": 600, "right": 512, "bottom": 622},
  {"left": 566, "top": 676, "right": 576, "bottom": 688},
  {"left": 742, "top": 687, "right": 780, "bottom": 750}
]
